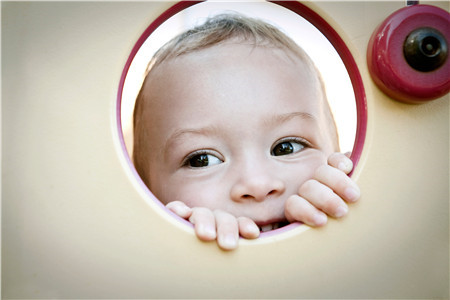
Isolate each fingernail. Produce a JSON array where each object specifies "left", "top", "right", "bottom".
[
  {"left": 221, "top": 233, "right": 237, "bottom": 250},
  {"left": 338, "top": 160, "right": 352, "bottom": 172},
  {"left": 247, "top": 223, "right": 260, "bottom": 238},
  {"left": 176, "top": 205, "right": 190, "bottom": 216},
  {"left": 206, "top": 227, "right": 217, "bottom": 239},
  {"left": 335, "top": 205, "right": 348, "bottom": 218},
  {"left": 313, "top": 213, "right": 327, "bottom": 226},
  {"left": 344, "top": 187, "right": 360, "bottom": 202},
  {"left": 199, "top": 224, "right": 216, "bottom": 240}
]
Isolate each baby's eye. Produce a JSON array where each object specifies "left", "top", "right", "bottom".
[
  {"left": 185, "top": 153, "right": 223, "bottom": 168},
  {"left": 271, "top": 139, "right": 306, "bottom": 156}
]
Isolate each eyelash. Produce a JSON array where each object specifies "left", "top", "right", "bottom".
[
  {"left": 181, "top": 137, "right": 311, "bottom": 168},
  {"left": 181, "top": 150, "right": 223, "bottom": 168},
  {"left": 271, "top": 137, "right": 312, "bottom": 156}
]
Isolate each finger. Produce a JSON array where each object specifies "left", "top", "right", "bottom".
[
  {"left": 298, "top": 179, "right": 349, "bottom": 218},
  {"left": 189, "top": 207, "right": 216, "bottom": 241},
  {"left": 237, "top": 216, "right": 260, "bottom": 239},
  {"left": 214, "top": 210, "right": 239, "bottom": 250},
  {"left": 166, "top": 201, "right": 193, "bottom": 219},
  {"left": 315, "top": 164, "right": 361, "bottom": 203},
  {"left": 328, "top": 152, "right": 353, "bottom": 174},
  {"left": 285, "top": 194, "right": 328, "bottom": 227}
]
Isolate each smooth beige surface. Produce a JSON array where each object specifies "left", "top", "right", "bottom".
[{"left": 2, "top": 1, "right": 449, "bottom": 298}]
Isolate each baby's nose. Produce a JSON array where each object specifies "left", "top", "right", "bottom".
[{"left": 230, "top": 171, "right": 286, "bottom": 202}]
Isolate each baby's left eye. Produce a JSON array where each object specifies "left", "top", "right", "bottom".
[{"left": 271, "top": 139, "right": 306, "bottom": 156}]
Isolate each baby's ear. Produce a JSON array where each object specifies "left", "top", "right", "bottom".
[{"left": 344, "top": 151, "right": 352, "bottom": 158}]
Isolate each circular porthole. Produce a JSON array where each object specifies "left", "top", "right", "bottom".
[{"left": 117, "top": 1, "right": 367, "bottom": 238}]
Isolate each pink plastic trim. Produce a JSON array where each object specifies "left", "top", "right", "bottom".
[
  {"left": 367, "top": 4, "right": 450, "bottom": 103},
  {"left": 116, "top": 1, "right": 368, "bottom": 237}
]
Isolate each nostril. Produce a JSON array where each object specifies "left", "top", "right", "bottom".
[
  {"left": 243, "top": 194, "right": 252, "bottom": 199},
  {"left": 267, "top": 190, "right": 276, "bottom": 196}
]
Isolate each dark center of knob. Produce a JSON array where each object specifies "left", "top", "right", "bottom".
[{"left": 403, "top": 27, "right": 448, "bottom": 72}]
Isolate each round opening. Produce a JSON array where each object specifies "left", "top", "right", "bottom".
[{"left": 117, "top": 1, "right": 367, "bottom": 237}]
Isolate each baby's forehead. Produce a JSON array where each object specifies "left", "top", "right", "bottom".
[
  {"left": 144, "top": 43, "right": 326, "bottom": 112},
  {"left": 146, "top": 45, "right": 326, "bottom": 114},
  {"left": 149, "top": 43, "right": 321, "bottom": 89}
]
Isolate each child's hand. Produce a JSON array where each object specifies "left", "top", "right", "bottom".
[
  {"left": 166, "top": 201, "right": 260, "bottom": 251},
  {"left": 166, "top": 153, "right": 359, "bottom": 249},
  {"left": 284, "top": 152, "right": 360, "bottom": 226}
]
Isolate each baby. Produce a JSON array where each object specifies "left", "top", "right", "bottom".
[{"left": 133, "top": 13, "right": 360, "bottom": 250}]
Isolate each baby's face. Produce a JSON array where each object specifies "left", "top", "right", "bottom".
[{"left": 140, "top": 43, "right": 335, "bottom": 228}]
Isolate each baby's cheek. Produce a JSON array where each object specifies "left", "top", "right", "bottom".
[
  {"left": 287, "top": 152, "right": 327, "bottom": 190},
  {"left": 168, "top": 183, "right": 222, "bottom": 210}
]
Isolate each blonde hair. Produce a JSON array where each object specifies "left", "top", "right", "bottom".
[
  {"left": 133, "top": 13, "right": 339, "bottom": 184},
  {"left": 147, "top": 13, "right": 314, "bottom": 72}
]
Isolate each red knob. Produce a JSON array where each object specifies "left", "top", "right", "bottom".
[{"left": 367, "top": 4, "right": 449, "bottom": 103}]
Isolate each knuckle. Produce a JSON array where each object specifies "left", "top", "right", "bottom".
[
  {"left": 213, "top": 208, "right": 225, "bottom": 216},
  {"left": 330, "top": 152, "right": 342, "bottom": 160},
  {"left": 336, "top": 176, "right": 348, "bottom": 190},
  {"left": 237, "top": 216, "right": 252, "bottom": 223},
  {"left": 322, "top": 194, "right": 341, "bottom": 211},
  {"left": 284, "top": 195, "right": 306, "bottom": 220},
  {"left": 214, "top": 209, "right": 235, "bottom": 223},
  {"left": 285, "top": 194, "right": 300, "bottom": 211},
  {"left": 327, "top": 152, "right": 342, "bottom": 165},
  {"left": 298, "top": 179, "right": 319, "bottom": 195},
  {"left": 335, "top": 176, "right": 352, "bottom": 194},
  {"left": 193, "top": 206, "right": 208, "bottom": 215},
  {"left": 314, "top": 164, "right": 330, "bottom": 178}
]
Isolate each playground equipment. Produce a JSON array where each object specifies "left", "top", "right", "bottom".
[{"left": 2, "top": 1, "right": 448, "bottom": 298}]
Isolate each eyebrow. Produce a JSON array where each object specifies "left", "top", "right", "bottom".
[
  {"left": 265, "top": 111, "right": 317, "bottom": 127},
  {"left": 163, "top": 125, "right": 220, "bottom": 154}
]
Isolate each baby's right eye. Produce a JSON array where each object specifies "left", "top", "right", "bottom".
[{"left": 184, "top": 152, "right": 223, "bottom": 168}]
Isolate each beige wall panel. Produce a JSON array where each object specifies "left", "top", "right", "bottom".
[{"left": 2, "top": 1, "right": 448, "bottom": 298}]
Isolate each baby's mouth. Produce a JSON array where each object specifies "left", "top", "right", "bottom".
[{"left": 258, "top": 221, "right": 289, "bottom": 232}]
